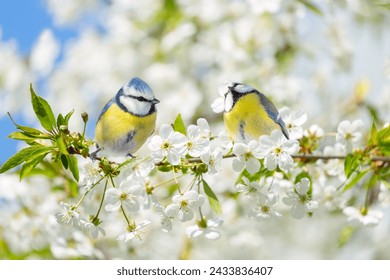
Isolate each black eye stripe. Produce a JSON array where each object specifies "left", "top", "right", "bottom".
[{"left": 131, "top": 95, "right": 151, "bottom": 102}]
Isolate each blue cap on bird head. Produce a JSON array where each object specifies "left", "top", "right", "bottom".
[{"left": 124, "top": 77, "right": 155, "bottom": 100}]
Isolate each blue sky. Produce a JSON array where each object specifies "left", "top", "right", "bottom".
[{"left": 0, "top": 1, "right": 77, "bottom": 164}]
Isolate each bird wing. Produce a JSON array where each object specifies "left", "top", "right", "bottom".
[
  {"left": 257, "top": 91, "right": 290, "bottom": 139},
  {"left": 97, "top": 96, "right": 116, "bottom": 123}
]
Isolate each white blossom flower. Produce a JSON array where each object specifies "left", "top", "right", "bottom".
[
  {"left": 258, "top": 130, "right": 300, "bottom": 172},
  {"left": 336, "top": 119, "right": 364, "bottom": 153},
  {"left": 211, "top": 84, "right": 226, "bottom": 113},
  {"left": 232, "top": 141, "right": 262, "bottom": 174},
  {"left": 321, "top": 143, "right": 346, "bottom": 179},
  {"left": 80, "top": 159, "right": 102, "bottom": 189},
  {"left": 152, "top": 202, "right": 175, "bottom": 232},
  {"left": 283, "top": 178, "right": 318, "bottom": 219},
  {"left": 303, "top": 124, "right": 325, "bottom": 139},
  {"left": 322, "top": 185, "right": 345, "bottom": 211},
  {"left": 148, "top": 124, "right": 187, "bottom": 165},
  {"left": 211, "top": 97, "right": 224, "bottom": 113},
  {"left": 279, "top": 107, "right": 307, "bottom": 139},
  {"left": 55, "top": 202, "right": 80, "bottom": 227},
  {"left": 186, "top": 218, "right": 222, "bottom": 240},
  {"left": 117, "top": 220, "right": 151, "bottom": 242},
  {"left": 218, "top": 130, "right": 233, "bottom": 151},
  {"left": 165, "top": 190, "right": 205, "bottom": 222},
  {"left": 123, "top": 158, "right": 155, "bottom": 183},
  {"left": 196, "top": 118, "right": 211, "bottom": 141},
  {"left": 200, "top": 148, "right": 224, "bottom": 175},
  {"left": 160, "top": 210, "right": 175, "bottom": 232},
  {"left": 343, "top": 207, "right": 383, "bottom": 226},
  {"left": 140, "top": 181, "right": 160, "bottom": 209},
  {"left": 250, "top": 192, "right": 281, "bottom": 221},
  {"left": 236, "top": 177, "right": 261, "bottom": 201},
  {"left": 82, "top": 220, "right": 106, "bottom": 239},
  {"left": 104, "top": 181, "right": 142, "bottom": 212},
  {"left": 186, "top": 124, "right": 209, "bottom": 157}
]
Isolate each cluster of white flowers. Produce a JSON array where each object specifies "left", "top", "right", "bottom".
[{"left": 1, "top": 0, "right": 390, "bottom": 260}]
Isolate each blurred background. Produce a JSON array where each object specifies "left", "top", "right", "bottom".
[{"left": 0, "top": 0, "right": 390, "bottom": 259}]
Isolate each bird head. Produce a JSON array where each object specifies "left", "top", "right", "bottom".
[{"left": 118, "top": 77, "right": 160, "bottom": 116}]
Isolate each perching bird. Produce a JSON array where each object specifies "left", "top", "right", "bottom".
[
  {"left": 94, "top": 77, "right": 159, "bottom": 158},
  {"left": 221, "top": 81, "right": 289, "bottom": 142}
]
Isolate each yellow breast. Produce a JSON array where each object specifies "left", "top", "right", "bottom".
[
  {"left": 95, "top": 103, "right": 157, "bottom": 155},
  {"left": 223, "top": 93, "right": 280, "bottom": 142}
]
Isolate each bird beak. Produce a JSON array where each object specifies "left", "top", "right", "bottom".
[{"left": 152, "top": 98, "right": 160, "bottom": 104}]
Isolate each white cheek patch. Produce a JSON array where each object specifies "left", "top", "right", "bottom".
[
  {"left": 224, "top": 92, "right": 234, "bottom": 112},
  {"left": 119, "top": 95, "right": 152, "bottom": 116}
]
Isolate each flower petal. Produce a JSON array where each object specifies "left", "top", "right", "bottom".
[
  {"left": 233, "top": 143, "right": 248, "bottom": 156},
  {"left": 246, "top": 157, "right": 260, "bottom": 174},
  {"left": 232, "top": 158, "right": 245, "bottom": 172}
]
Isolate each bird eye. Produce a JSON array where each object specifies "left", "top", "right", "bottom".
[{"left": 135, "top": 96, "right": 149, "bottom": 102}]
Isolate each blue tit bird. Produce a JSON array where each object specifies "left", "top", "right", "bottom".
[
  {"left": 94, "top": 77, "right": 159, "bottom": 158},
  {"left": 221, "top": 81, "right": 289, "bottom": 142}
]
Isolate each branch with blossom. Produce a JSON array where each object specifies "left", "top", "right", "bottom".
[{"left": 0, "top": 86, "right": 389, "bottom": 245}]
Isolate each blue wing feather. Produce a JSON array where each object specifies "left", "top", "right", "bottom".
[
  {"left": 257, "top": 91, "right": 289, "bottom": 139},
  {"left": 97, "top": 96, "right": 116, "bottom": 123}
]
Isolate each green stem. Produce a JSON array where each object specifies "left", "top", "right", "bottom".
[
  {"left": 154, "top": 173, "right": 186, "bottom": 188},
  {"left": 182, "top": 176, "right": 197, "bottom": 193},
  {"left": 362, "top": 186, "right": 371, "bottom": 215},
  {"left": 108, "top": 174, "right": 131, "bottom": 225},
  {"left": 74, "top": 176, "right": 106, "bottom": 209},
  {"left": 94, "top": 179, "right": 108, "bottom": 219},
  {"left": 82, "top": 120, "right": 87, "bottom": 139},
  {"left": 120, "top": 205, "right": 131, "bottom": 225},
  {"left": 108, "top": 174, "right": 117, "bottom": 188}
]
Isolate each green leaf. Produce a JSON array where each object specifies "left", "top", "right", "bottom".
[
  {"left": 56, "top": 110, "right": 74, "bottom": 129},
  {"left": 7, "top": 113, "right": 47, "bottom": 137},
  {"left": 368, "top": 121, "right": 378, "bottom": 146},
  {"left": 202, "top": 179, "right": 222, "bottom": 215},
  {"left": 377, "top": 126, "right": 390, "bottom": 155},
  {"left": 157, "top": 164, "right": 172, "bottom": 172},
  {"left": 57, "top": 113, "right": 65, "bottom": 129},
  {"left": 173, "top": 113, "right": 186, "bottom": 135},
  {"left": 235, "top": 165, "right": 269, "bottom": 185},
  {"left": 8, "top": 132, "right": 36, "bottom": 142},
  {"left": 61, "top": 154, "right": 69, "bottom": 169},
  {"left": 378, "top": 165, "right": 390, "bottom": 181},
  {"left": 344, "top": 153, "right": 360, "bottom": 178},
  {"left": 20, "top": 152, "right": 49, "bottom": 180},
  {"left": 343, "top": 169, "right": 369, "bottom": 191},
  {"left": 0, "top": 145, "right": 52, "bottom": 174},
  {"left": 64, "top": 110, "right": 74, "bottom": 125},
  {"left": 30, "top": 84, "right": 56, "bottom": 132},
  {"left": 298, "top": 0, "right": 323, "bottom": 15},
  {"left": 67, "top": 155, "right": 79, "bottom": 182},
  {"left": 55, "top": 135, "right": 69, "bottom": 155}
]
